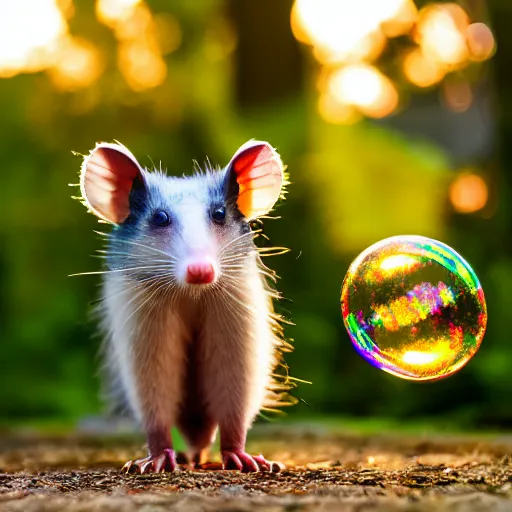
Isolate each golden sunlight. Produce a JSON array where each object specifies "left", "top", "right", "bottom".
[
  {"left": 415, "top": 3, "right": 469, "bottom": 67},
  {"left": 318, "top": 92, "right": 361, "bottom": 125},
  {"left": 449, "top": 173, "right": 488, "bottom": 214},
  {"left": 291, "top": 0, "right": 494, "bottom": 122},
  {"left": 328, "top": 64, "right": 398, "bottom": 118},
  {"left": 402, "top": 47, "right": 445, "bottom": 88},
  {"left": 47, "top": 36, "right": 104, "bottom": 91},
  {"left": 109, "top": 3, "right": 152, "bottom": 41},
  {"left": 0, "top": 0, "right": 67, "bottom": 78},
  {"left": 57, "top": 0, "right": 75, "bottom": 19},
  {"left": 96, "top": 0, "right": 169, "bottom": 91},
  {"left": 95, "top": 0, "right": 141, "bottom": 27},
  {"left": 291, "top": 0, "right": 410, "bottom": 65},
  {"left": 381, "top": 0, "right": 417, "bottom": 37},
  {"left": 118, "top": 39, "right": 167, "bottom": 91}
]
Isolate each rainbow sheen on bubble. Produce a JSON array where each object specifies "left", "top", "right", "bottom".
[{"left": 341, "top": 235, "right": 487, "bottom": 381}]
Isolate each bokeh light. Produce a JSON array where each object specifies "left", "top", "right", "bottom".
[
  {"left": 415, "top": 3, "right": 469, "bottom": 67},
  {"left": 403, "top": 47, "right": 445, "bottom": 88},
  {"left": 381, "top": 0, "right": 418, "bottom": 37},
  {"left": 292, "top": 0, "right": 411, "bottom": 60},
  {"left": 291, "top": 0, "right": 495, "bottom": 122},
  {"left": 47, "top": 36, "right": 104, "bottom": 91},
  {"left": 449, "top": 173, "right": 489, "bottom": 213},
  {"left": 0, "top": 0, "right": 174, "bottom": 92},
  {"left": 0, "top": 0, "right": 67, "bottom": 78},
  {"left": 327, "top": 64, "right": 398, "bottom": 119},
  {"left": 95, "top": 0, "right": 141, "bottom": 27},
  {"left": 467, "top": 22, "right": 496, "bottom": 62},
  {"left": 118, "top": 39, "right": 167, "bottom": 91},
  {"left": 291, "top": 0, "right": 414, "bottom": 65},
  {"left": 153, "top": 13, "right": 182, "bottom": 56},
  {"left": 96, "top": 0, "right": 170, "bottom": 91},
  {"left": 442, "top": 78, "right": 473, "bottom": 112},
  {"left": 318, "top": 91, "right": 361, "bottom": 125},
  {"left": 57, "top": 0, "right": 75, "bottom": 19}
]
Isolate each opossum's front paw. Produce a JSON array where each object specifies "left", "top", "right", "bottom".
[
  {"left": 221, "top": 451, "right": 282, "bottom": 473},
  {"left": 122, "top": 448, "right": 177, "bottom": 474}
]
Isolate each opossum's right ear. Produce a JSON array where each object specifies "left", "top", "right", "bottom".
[
  {"left": 225, "top": 140, "right": 284, "bottom": 219},
  {"left": 80, "top": 142, "right": 145, "bottom": 224}
]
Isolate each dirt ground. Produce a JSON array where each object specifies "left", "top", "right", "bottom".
[{"left": 1, "top": 423, "right": 512, "bottom": 511}]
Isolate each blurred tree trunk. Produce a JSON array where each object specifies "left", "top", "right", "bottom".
[
  {"left": 227, "top": 0, "right": 303, "bottom": 108},
  {"left": 487, "top": 1, "right": 512, "bottom": 243}
]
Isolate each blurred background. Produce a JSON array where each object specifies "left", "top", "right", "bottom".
[{"left": 0, "top": 0, "right": 507, "bottom": 430}]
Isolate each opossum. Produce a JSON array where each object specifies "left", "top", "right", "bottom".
[{"left": 76, "top": 140, "right": 294, "bottom": 473}]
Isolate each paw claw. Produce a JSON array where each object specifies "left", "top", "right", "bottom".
[
  {"left": 224, "top": 452, "right": 243, "bottom": 471},
  {"left": 152, "top": 455, "right": 165, "bottom": 473},
  {"left": 121, "top": 460, "right": 134, "bottom": 473},
  {"left": 221, "top": 451, "right": 277, "bottom": 473},
  {"left": 122, "top": 448, "right": 177, "bottom": 474},
  {"left": 140, "top": 460, "right": 153, "bottom": 474}
]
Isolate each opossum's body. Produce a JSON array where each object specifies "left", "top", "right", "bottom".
[
  {"left": 79, "top": 141, "right": 291, "bottom": 472},
  {"left": 102, "top": 253, "right": 278, "bottom": 456}
]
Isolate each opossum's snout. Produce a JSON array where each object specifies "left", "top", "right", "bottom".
[
  {"left": 185, "top": 259, "right": 217, "bottom": 285},
  {"left": 179, "top": 246, "right": 219, "bottom": 286}
]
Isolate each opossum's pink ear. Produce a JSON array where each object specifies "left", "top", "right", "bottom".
[
  {"left": 80, "top": 142, "right": 144, "bottom": 224},
  {"left": 227, "top": 140, "right": 284, "bottom": 219}
]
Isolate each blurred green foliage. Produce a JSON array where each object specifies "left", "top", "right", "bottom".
[{"left": 0, "top": 0, "right": 509, "bottom": 430}]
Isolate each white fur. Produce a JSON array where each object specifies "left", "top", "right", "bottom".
[
  {"left": 100, "top": 252, "right": 276, "bottom": 448},
  {"left": 101, "top": 276, "right": 143, "bottom": 420},
  {"left": 101, "top": 275, "right": 189, "bottom": 430},
  {"left": 201, "top": 254, "right": 275, "bottom": 429}
]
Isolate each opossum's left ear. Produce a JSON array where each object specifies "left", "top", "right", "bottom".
[{"left": 226, "top": 140, "right": 284, "bottom": 219}]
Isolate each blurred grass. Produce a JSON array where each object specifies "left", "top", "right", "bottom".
[{"left": 2, "top": 415, "right": 508, "bottom": 441}]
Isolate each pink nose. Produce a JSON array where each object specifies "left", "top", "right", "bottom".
[{"left": 186, "top": 262, "right": 215, "bottom": 284}]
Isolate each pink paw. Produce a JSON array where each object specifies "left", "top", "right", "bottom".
[
  {"left": 122, "top": 448, "right": 177, "bottom": 474},
  {"left": 221, "top": 451, "right": 281, "bottom": 473}
]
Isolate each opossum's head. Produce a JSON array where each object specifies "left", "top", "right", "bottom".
[{"left": 79, "top": 141, "right": 284, "bottom": 288}]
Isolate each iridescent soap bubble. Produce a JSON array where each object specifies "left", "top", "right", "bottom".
[{"left": 341, "top": 235, "right": 487, "bottom": 381}]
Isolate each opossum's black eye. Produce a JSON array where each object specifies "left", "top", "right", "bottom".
[
  {"left": 152, "top": 210, "right": 171, "bottom": 227},
  {"left": 212, "top": 206, "right": 226, "bottom": 224}
]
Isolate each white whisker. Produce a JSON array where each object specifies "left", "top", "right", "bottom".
[
  {"left": 70, "top": 264, "right": 175, "bottom": 277},
  {"left": 114, "top": 240, "right": 178, "bottom": 260},
  {"left": 219, "top": 231, "right": 255, "bottom": 255},
  {"left": 116, "top": 278, "right": 172, "bottom": 335}
]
